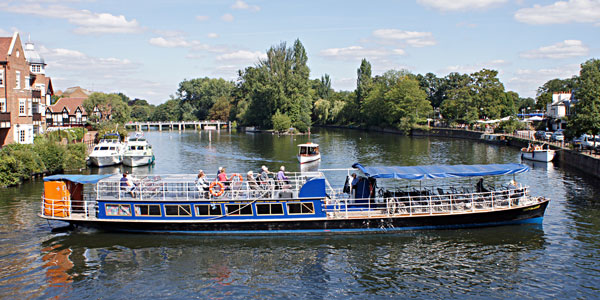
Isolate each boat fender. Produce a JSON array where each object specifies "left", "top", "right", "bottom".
[{"left": 209, "top": 181, "right": 225, "bottom": 197}]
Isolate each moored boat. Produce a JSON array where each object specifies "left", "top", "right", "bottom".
[
  {"left": 123, "top": 132, "right": 155, "bottom": 167},
  {"left": 88, "top": 133, "right": 125, "bottom": 167},
  {"left": 39, "top": 162, "right": 549, "bottom": 234},
  {"left": 521, "top": 143, "right": 555, "bottom": 162},
  {"left": 297, "top": 143, "right": 321, "bottom": 164}
]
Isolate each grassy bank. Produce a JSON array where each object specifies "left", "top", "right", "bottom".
[{"left": 0, "top": 128, "right": 88, "bottom": 188}]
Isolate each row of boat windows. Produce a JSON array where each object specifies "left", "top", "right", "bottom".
[
  {"left": 128, "top": 145, "right": 150, "bottom": 150},
  {"left": 105, "top": 202, "right": 315, "bottom": 217},
  {"left": 95, "top": 146, "right": 117, "bottom": 151}
]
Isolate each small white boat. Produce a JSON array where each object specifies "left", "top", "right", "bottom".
[
  {"left": 297, "top": 143, "right": 321, "bottom": 164},
  {"left": 521, "top": 143, "right": 555, "bottom": 162},
  {"left": 123, "top": 132, "right": 155, "bottom": 167},
  {"left": 88, "top": 134, "right": 125, "bottom": 167}
]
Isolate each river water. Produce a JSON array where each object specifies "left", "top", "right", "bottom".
[{"left": 1, "top": 128, "right": 599, "bottom": 299}]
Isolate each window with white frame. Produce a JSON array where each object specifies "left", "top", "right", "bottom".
[
  {"left": 15, "top": 71, "right": 20, "bottom": 89},
  {"left": 0, "top": 69, "right": 4, "bottom": 87},
  {"left": 31, "top": 65, "right": 41, "bottom": 73},
  {"left": 19, "top": 130, "right": 25, "bottom": 143},
  {"left": 25, "top": 76, "right": 30, "bottom": 89},
  {"left": 0, "top": 98, "right": 5, "bottom": 112},
  {"left": 19, "top": 99, "right": 25, "bottom": 116}
]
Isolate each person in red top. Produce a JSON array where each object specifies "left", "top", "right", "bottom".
[{"left": 218, "top": 168, "right": 228, "bottom": 183}]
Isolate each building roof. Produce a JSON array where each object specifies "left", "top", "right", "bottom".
[
  {"left": 0, "top": 37, "right": 12, "bottom": 61},
  {"left": 24, "top": 42, "right": 45, "bottom": 65},
  {"left": 57, "top": 86, "right": 92, "bottom": 98},
  {"left": 48, "top": 97, "right": 88, "bottom": 115}
]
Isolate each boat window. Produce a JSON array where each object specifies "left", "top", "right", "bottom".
[
  {"left": 94, "top": 146, "right": 99, "bottom": 151},
  {"left": 195, "top": 204, "right": 222, "bottom": 216},
  {"left": 109, "top": 147, "right": 116, "bottom": 151},
  {"left": 300, "top": 147, "right": 307, "bottom": 155},
  {"left": 287, "top": 202, "right": 315, "bottom": 215},
  {"left": 129, "top": 146, "right": 135, "bottom": 150},
  {"left": 99, "top": 146, "right": 109, "bottom": 150},
  {"left": 137, "top": 146, "right": 144, "bottom": 150},
  {"left": 225, "top": 204, "right": 253, "bottom": 216},
  {"left": 105, "top": 204, "right": 131, "bottom": 216},
  {"left": 134, "top": 204, "right": 161, "bottom": 217},
  {"left": 256, "top": 203, "right": 284, "bottom": 215},
  {"left": 165, "top": 204, "right": 192, "bottom": 217}
]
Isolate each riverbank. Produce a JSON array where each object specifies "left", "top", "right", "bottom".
[{"left": 318, "top": 125, "right": 600, "bottom": 179}]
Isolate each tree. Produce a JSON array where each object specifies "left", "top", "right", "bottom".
[
  {"left": 356, "top": 58, "right": 373, "bottom": 122},
  {"left": 151, "top": 99, "right": 181, "bottom": 121},
  {"left": 470, "top": 69, "right": 505, "bottom": 120},
  {"left": 83, "top": 92, "right": 131, "bottom": 124},
  {"left": 568, "top": 59, "right": 600, "bottom": 137},
  {"left": 417, "top": 72, "right": 444, "bottom": 107},
  {"left": 208, "top": 96, "right": 232, "bottom": 121},
  {"left": 177, "top": 77, "right": 235, "bottom": 120},
  {"left": 238, "top": 39, "right": 312, "bottom": 132},
  {"left": 313, "top": 99, "right": 331, "bottom": 125},
  {"left": 271, "top": 111, "right": 292, "bottom": 133},
  {"left": 535, "top": 78, "right": 576, "bottom": 110}
]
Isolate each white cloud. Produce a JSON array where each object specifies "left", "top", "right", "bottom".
[
  {"left": 196, "top": 15, "right": 209, "bottom": 21},
  {"left": 515, "top": 0, "right": 600, "bottom": 25},
  {"left": 149, "top": 36, "right": 195, "bottom": 48},
  {"left": 0, "top": 28, "right": 11, "bottom": 36},
  {"left": 221, "top": 13, "right": 235, "bottom": 22},
  {"left": 438, "top": 59, "right": 508, "bottom": 75},
  {"left": 207, "top": 33, "right": 219, "bottom": 38},
  {"left": 372, "top": 29, "right": 436, "bottom": 47},
  {"left": 320, "top": 46, "right": 396, "bottom": 61},
  {"left": 506, "top": 64, "right": 580, "bottom": 97},
  {"left": 0, "top": 3, "right": 143, "bottom": 34},
  {"left": 216, "top": 50, "right": 266, "bottom": 63},
  {"left": 417, "top": 0, "right": 508, "bottom": 11},
  {"left": 520, "top": 40, "right": 589, "bottom": 59},
  {"left": 231, "top": 0, "right": 260, "bottom": 12}
]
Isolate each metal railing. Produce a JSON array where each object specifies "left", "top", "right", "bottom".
[{"left": 322, "top": 186, "right": 542, "bottom": 219}]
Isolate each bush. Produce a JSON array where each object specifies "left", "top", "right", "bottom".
[
  {"left": 0, "top": 155, "right": 21, "bottom": 187},
  {"left": 272, "top": 111, "right": 292, "bottom": 133},
  {"left": 65, "top": 143, "right": 87, "bottom": 171},
  {"left": 0, "top": 144, "right": 44, "bottom": 179},
  {"left": 33, "top": 139, "right": 66, "bottom": 173},
  {"left": 495, "top": 117, "right": 526, "bottom": 134}
]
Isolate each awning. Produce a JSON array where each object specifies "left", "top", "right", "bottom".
[
  {"left": 352, "top": 163, "right": 529, "bottom": 180},
  {"left": 43, "top": 174, "right": 113, "bottom": 184}
]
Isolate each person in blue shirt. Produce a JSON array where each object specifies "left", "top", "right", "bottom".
[{"left": 120, "top": 172, "right": 136, "bottom": 197}]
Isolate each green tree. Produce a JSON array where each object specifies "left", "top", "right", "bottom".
[
  {"left": 536, "top": 78, "right": 576, "bottom": 110},
  {"left": 177, "top": 77, "right": 235, "bottom": 120},
  {"left": 83, "top": 92, "right": 131, "bottom": 124},
  {"left": 356, "top": 59, "right": 373, "bottom": 123},
  {"left": 271, "top": 111, "right": 292, "bottom": 133},
  {"left": 313, "top": 99, "right": 331, "bottom": 125},
  {"left": 568, "top": 59, "right": 600, "bottom": 137},
  {"left": 417, "top": 72, "right": 444, "bottom": 108},
  {"left": 208, "top": 96, "right": 232, "bottom": 121}
]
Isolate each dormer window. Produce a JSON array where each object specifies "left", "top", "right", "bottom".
[{"left": 31, "top": 65, "right": 41, "bottom": 73}]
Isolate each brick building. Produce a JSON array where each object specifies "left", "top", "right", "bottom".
[
  {"left": 46, "top": 97, "right": 88, "bottom": 127},
  {"left": 0, "top": 32, "right": 53, "bottom": 146}
]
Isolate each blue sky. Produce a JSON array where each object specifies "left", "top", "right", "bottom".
[{"left": 1, "top": 0, "right": 598, "bottom": 104}]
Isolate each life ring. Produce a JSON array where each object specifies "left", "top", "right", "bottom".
[
  {"left": 230, "top": 173, "right": 243, "bottom": 182},
  {"left": 209, "top": 181, "right": 225, "bottom": 197}
]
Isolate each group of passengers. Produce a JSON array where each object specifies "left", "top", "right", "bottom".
[{"left": 195, "top": 165, "right": 290, "bottom": 192}]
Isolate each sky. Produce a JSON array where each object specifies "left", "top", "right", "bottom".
[{"left": 1, "top": 0, "right": 599, "bottom": 105}]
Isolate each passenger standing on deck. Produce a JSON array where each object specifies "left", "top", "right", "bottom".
[
  {"left": 476, "top": 178, "right": 489, "bottom": 193},
  {"left": 277, "top": 166, "right": 289, "bottom": 183}
]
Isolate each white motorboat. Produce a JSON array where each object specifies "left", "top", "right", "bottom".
[
  {"left": 123, "top": 132, "right": 155, "bottom": 167},
  {"left": 297, "top": 143, "right": 321, "bottom": 164},
  {"left": 88, "top": 134, "right": 125, "bottom": 167},
  {"left": 521, "top": 143, "right": 555, "bottom": 162}
]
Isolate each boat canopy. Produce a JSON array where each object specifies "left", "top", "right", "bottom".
[
  {"left": 352, "top": 163, "right": 529, "bottom": 180},
  {"left": 297, "top": 143, "right": 318, "bottom": 148},
  {"left": 43, "top": 174, "right": 113, "bottom": 184}
]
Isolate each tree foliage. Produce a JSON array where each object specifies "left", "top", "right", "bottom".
[
  {"left": 177, "top": 78, "right": 235, "bottom": 120},
  {"left": 568, "top": 59, "right": 600, "bottom": 137},
  {"left": 83, "top": 92, "right": 131, "bottom": 124}
]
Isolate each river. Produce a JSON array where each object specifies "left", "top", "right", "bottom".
[{"left": 1, "top": 128, "right": 599, "bottom": 299}]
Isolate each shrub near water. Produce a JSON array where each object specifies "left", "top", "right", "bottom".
[{"left": 33, "top": 139, "right": 66, "bottom": 174}]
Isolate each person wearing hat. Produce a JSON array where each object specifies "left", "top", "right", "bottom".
[
  {"left": 247, "top": 170, "right": 258, "bottom": 190},
  {"left": 277, "top": 166, "right": 289, "bottom": 183},
  {"left": 259, "top": 165, "right": 270, "bottom": 183},
  {"left": 120, "top": 172, "right": 136, "bottom": 197}
]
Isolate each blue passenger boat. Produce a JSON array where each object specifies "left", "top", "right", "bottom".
[{"left": 39, "top": 163, "right": 549, "bottom": 234}]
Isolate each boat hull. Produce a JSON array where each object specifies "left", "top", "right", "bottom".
[
  {"left": 298, "top": 154, "right": 321, "bottom": 164},
  {"left": 521, "top": 150, "right": 555, "bottom": 162},
  {"left": 59, "top": 200, "right": 548, "bottom": 235},
  {"left": 88, "top": 155, "right": 123, "bottom": 167},
  {"left": 123, "top": 155, "right": 155, "bottom": 167}
]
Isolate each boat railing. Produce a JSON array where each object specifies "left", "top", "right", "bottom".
[
  {"left": 93, "top": 172, "right": 322, "bottom": 202},
  {"left": 323, "top": 186, "right": 543, "bottom": 218}
]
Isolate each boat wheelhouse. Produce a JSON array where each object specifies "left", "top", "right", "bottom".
[
  {"left": 88, "top": 133, "right": 125, "bottom": 167},
  {"left": 123, "top": 132, "right": 155, "bottom": 167},
  {"left": 39, "top": 163, "right": 549, "bottom": 234},
  {"left": 297, "top": 143, "right": 321, "bottom": 164}
]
